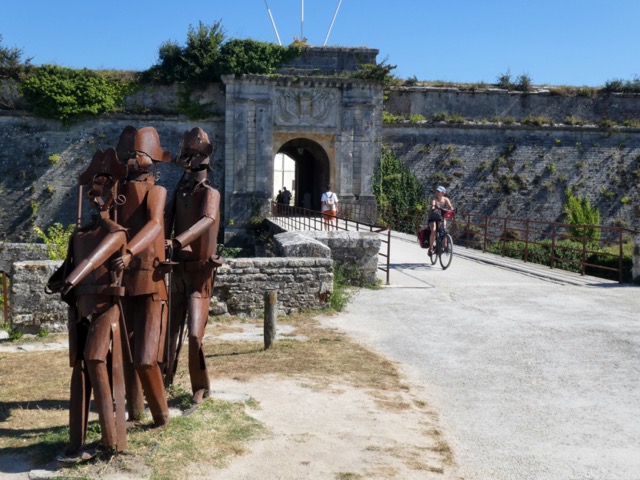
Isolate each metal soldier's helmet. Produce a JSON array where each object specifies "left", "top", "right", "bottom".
[
  {"left": 79, "top": 148, "right": 128, "bottom": 211},
  {"left": 116, "top": 125, "right": 171, "bottom": 174},
  {"left": 176, "top": 127, "right": 214, "bottom": 172}
]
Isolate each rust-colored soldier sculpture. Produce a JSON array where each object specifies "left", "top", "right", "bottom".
[
  {"left": 112, "top": 126, "right": 170, "bottom": 426},
  {"left": 52, "top": 148, "right": 129, "bottom": 455},
  {"left": 164, "top": 127, "right": 223, "bottom": 403}
]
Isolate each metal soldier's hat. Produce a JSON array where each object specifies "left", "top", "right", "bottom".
[
  {"left": 116, "top": 125, "right": 171, "bottom": 172},
  {"left": 176, "top": 127, "right": 213, "bottom": 172},
  {"left": 79, "top": 148, "right": 128, "bottom": 185}
]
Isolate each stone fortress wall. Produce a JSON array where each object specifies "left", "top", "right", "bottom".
[
  {"left": 384, "top": 88, "right": 640, "bottom": 231},
  {"left": 1, "top": 85, "right": 639, "bottom": 244}
]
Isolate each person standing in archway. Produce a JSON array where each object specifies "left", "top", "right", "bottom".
[{"left": 321, "top": 185, "right": 338, "bottom": 230}]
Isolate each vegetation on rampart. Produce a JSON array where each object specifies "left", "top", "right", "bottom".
[
  {"left": 373, "top": 147, "right": 429, "bottom": 234},
  {"left": 1, "top": 22, "right": 301, "bottom": 122}
]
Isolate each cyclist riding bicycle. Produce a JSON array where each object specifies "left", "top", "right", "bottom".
[{"left": 427, "top": 186, "right": 454, "bottom": 256}]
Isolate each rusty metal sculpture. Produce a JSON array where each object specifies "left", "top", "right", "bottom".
[
  {"left": 111, "top": 126, "right": 170, "bottom": 426},
  {"left": 49, "top": 148, "right": 129, "bottom": 455},
  {"left": 164, "top": 127, "right": 223, "bottom": 403}
]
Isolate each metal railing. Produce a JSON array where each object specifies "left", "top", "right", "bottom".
[
  {"left": 269, "top": 202, "right": 391, "bottom": 285},
  {"left": 378, "top": 207, "right": 636, "bottom": 283},
  {"left": 453, "top": 213, "right": 636, "bottom": 283}
]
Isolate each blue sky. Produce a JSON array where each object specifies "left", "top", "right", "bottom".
[{"left": 1, "top": 0, "right": 638, "bottom": 87}]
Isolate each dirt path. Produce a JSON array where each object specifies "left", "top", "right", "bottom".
[
  {"left": 0, "top": 320, "right": 461, "bottom": 480},
  {"left": 206, "top": 376, "right": 458, "bottom": 480}
]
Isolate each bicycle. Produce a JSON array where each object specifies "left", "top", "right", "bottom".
[{"left": 428, "top": 208, "right": 454, "bottom": 270}]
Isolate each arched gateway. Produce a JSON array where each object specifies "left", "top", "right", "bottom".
[{"left": 222, "top": 74, "right": 383, "bottom": 242}]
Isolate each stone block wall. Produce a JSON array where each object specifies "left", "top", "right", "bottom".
[
  {"left": 212, "top": 258, "right": 333, "bottom": 317},
  {"left": 10, "top": 260, "right": 67, "bottom": 333},
  {"left": 0, "top": 114, "right": 224, "bottom": 242},
  {"left": 0, "top": 242, "right": 48, "bottom": 273},
  {"left": 383, "top": 123, "right": 640, "bottom": 232},
  {"left": 9, "top": 257, "right": 333, "bottom": 332},
  {"left": 386, "top": 87, "right": 640, "bottom": 124},
  {"left": 273, "top": 230, "right": 380, "bottom": 286},
  {"left": 634, "top": 233, "right": 640, "bottom": 281}
]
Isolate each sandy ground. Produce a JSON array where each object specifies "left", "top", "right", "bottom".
[
  {"left": 206, "top": 376, "right": 458, "bottom": 480},
  {"left": 0, "top": 325, "right": 461, "bottom": 480}
]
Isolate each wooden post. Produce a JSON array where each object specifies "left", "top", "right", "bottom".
[
  {"left": 2, "top": 272, "right": 8, "bottom": 326},
  {"left": 264, "top": 289, "right": 277, "bottom": 350}
]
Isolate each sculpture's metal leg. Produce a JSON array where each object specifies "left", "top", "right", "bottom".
[
  {"left": 134, "top": 296, "right": 169, "bottom": 427},
  {"left": 121, "top": 297, "right": 145, "bottom": 422},
  {"left": 68, "top": 360, "right": 91, "bottom": 453},
  {"left": 188, "top": 296, "right": 210, "bottom": 403},
  {"left": 85, "top": 304, "right": 125, "bottom": 451},
  {"left": 110, "top": 314, "right": 127, "bottom": 451},
  {"left": 164, "top": 292, "right": 187, "bottom": 387}
]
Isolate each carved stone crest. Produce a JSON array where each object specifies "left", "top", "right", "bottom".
[{"left": 275, "top": 88, "right": 338, "bottom": 127}]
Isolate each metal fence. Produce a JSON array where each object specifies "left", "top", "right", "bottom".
[
  {"left": 453, "top": 213, "right": 636, "bottom": 283},
  {"left": 269, "top": 202, "right": 391, "bottom": 285},
  {"left": 378, "top": 207, "right": 636, "bottom": 283}
]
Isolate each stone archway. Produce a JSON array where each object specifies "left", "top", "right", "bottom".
[
  {"left": 222, "top": 74, "right": 383, "bottom": 242},
  {"left": 274, "top": 136, "right": 332, "bottom": 211}
]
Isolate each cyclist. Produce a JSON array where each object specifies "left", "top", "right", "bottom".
[{"left": 427, "top": 186, "right": 454, "bottom": 256}]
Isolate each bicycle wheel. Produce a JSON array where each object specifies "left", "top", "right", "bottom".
[
  {"left": 439, "top": 233, "right": 453, "bottom": 270},
  {"left": 429, "top": 238, "right": 437, "bottom": 265}
]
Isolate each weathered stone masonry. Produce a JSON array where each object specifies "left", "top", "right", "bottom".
[{"left": 11, "top": 257, "right": 333, "bottom": 333}]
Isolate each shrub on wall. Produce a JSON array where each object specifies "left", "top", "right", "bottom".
[
  {"left": 20, "top": 65, "right": 133, "bottom": 123},
  {"left": 217, "top": 38, "right": 301, "bottom": 77},
  {"left": 563, "top": 189, "right": 600, "bottom": 242},
  {"left": 373, "top": 147, "right": 429, "bottom": 234},
  {"left": 141, "top": 21, "right": 301, "bottom": 84},
  {"left": 33, "top": 223, "right": 75, "bottom": 261}
]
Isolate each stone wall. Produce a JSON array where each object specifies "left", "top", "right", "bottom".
[
  {"left": 382, "top": 123, "right": 640, "bottom": 232},
  {"left": 386, "top": 87, "right": 640, "bottom": 124},
  {"left": 10, "top": 257, "right": 333, "bottom": 332},
  {"left": 10, "top": 260, "right": 67, "bottom": 333},
  {"left": 0, "top": 242, "right": 48, "bottom": 273},
  {"left": 273, "top": 230, "right": 381, "bottom": 286},
  {"left": 275, "top": 46, "right": 379, "bottom": 76},
  {"left": 634, "top": 233, "right": 640, "bottom": 281},
  {"left": 0, "top": 113, "right": 225, "bottom": 242}
]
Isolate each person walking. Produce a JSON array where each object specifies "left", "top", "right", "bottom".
[{"left": 321, "top": 185, "right": 338, "bottom": 230}]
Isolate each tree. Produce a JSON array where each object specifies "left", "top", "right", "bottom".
[
  {"left": 0, "top": 34, "right": 30, "bottom": 77},
  {"left": 373, "top": 147, "right": 429, "bottom": 234},
  {"left": 143, "top": 21, "right": 226, "bottom": 84}
]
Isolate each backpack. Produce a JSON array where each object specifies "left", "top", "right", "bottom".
[{"left": 326, "top": 193, "right": 334, "bottom": 207}]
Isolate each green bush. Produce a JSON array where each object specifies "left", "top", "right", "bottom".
[
  {"left": 217, "top": 38, "right": 301, "bottom": 77},
  {"left": 563, "top": 189, "right": 600, "bottom": 242},
  {"left": 604, "top": 77, "right": 640, "bottom": 94},
  {"left": 20, "top": 65, "right": 133, "bottom": 123},
  {"left": 142, "top": 21, "right": 301, "bottom": 85},
  {"left": 487, "top": 239, "right": 633, "bottom": 282},
  {"left": 373, "top": 147, "right": 429, "bottom": 235},
  {"left": 33, "top": 223, "right": 75, "bottom": 261},
  {"left": 0, "top": 33, "right": 30, "bottom": 78}
]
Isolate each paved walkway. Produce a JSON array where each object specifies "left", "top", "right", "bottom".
[
  {"left": 276, "top": 218, "right": 640, "bottom": 479},
  {"left": 336, "top": 231, "right": 638, "bottom": 479}
]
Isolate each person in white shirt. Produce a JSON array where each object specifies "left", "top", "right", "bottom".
[{"left": 321, "top": 185, "right": 338, "bottom": 230}]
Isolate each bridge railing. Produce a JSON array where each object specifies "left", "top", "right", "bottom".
[
  {"left": 454, "top": 213, "right": 636, "bottom": 283},
  {"left": 377, "top": 207, "right": 636, "bottom": 283},
  {"left": 269, "top": 202, "right": 391, "bottom": 285}
]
